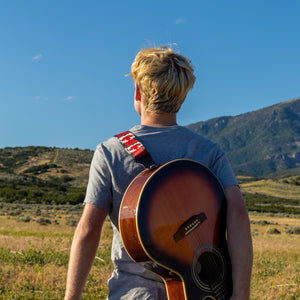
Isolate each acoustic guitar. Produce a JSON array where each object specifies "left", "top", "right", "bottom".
[{"left": 119, "top": 159, "right": 232, "bottom": 300}]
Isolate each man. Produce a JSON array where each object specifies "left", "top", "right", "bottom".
[{"left": 65, "top": 46, "right": 253, "bottom": 300}]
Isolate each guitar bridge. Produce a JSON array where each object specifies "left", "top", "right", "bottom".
[{"left": 173, "top": 213, "right": 207, "bottom": 242}]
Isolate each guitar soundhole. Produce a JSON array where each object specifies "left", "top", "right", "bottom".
[
  {"left": 191, "top": 245, "right": 225, "bottom": 292},
  {"left": 197, "top": 252, "right": 222, "bottom": 284}
]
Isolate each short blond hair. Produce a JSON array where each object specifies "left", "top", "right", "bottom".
[{"left": 130, "top": 46, "right": 195, "bottom": 114}]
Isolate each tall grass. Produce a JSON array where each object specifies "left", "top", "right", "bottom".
[
  {"left": 250, "top": 214, "right": 300, "bottom": 299},
  {"left": 0, "top": 204, "right": 299, "bottom": 299}
]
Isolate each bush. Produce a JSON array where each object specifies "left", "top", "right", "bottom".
[
  {"left": 250, "top": 220, "right": 278, "bottom": 225},
  {"left": 53, "top": 219, "right": 60, "bottom": 225},
  {"left": 285, "top": 226, "right": 300, "bottom": 234},
  {"left": 66, "top": 217, "right": 78, "bottom": 227},
  {"left": 36, "top": 218, "right": 51, "bottom": 225},
  {"left": 8, "top": 209, "right": 22, "bottom": 216},
  {"left": 267, "top": 228, "right": 281, "bottom": 234},
  {"left": 18, "top": 215, "right": 31, "bottom": 223}
]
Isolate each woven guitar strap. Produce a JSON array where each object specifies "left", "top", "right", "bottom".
[{"left": 115, "top": 131, "right": 159, "bottom": 169}]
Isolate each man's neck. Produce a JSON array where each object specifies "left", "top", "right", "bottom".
[{"left": 140, "top": 111, "right": 177, "bottom": 127}]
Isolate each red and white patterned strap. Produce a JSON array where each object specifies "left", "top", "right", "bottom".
[
  {"left": 115, "top": 131, "right": 159, "bottom": 169},
  {"left": 115, "top": 131, "right": 149, "bottom": 159}
]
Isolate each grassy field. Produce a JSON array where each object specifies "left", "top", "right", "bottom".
[
  {"left": 241, "top": 178, "right": 300, "bottom": 201},
  {"left": 239, "top": 176, "right": 300, "bottom": 215},
  {"left": 0, "top": 203, "right": 299, "bottom": 299}
]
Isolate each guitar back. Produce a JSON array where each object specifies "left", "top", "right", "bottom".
[{"left": 119, "top": 159, "right": 232, "bottom": 300}]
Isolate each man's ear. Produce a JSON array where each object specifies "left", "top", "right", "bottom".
[{"left": 134, "top": 83, "right": 141, "bottom": 101}]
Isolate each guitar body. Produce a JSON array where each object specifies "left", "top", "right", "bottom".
[{"left": 119, "top": 159, "right": 232, "bottom": 300}]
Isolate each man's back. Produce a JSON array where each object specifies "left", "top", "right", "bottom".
[{"left": 83, "top": 124, "right": 238, "bottom": 299}]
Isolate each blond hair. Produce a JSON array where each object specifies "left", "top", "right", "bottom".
[{"left": 129, "top": 46, "right": 195, "bottom": 114}]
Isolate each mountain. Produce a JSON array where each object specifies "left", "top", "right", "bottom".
[
  {"left": 0, "top": 97, "right": 299, "bottom": 182},
  {"left": 186, "top": 97, "right": 300, "bottom": 176}
]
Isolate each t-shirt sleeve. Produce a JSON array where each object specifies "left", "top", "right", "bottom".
[
  {"left": 83, "top": 144, "right": 112, "bottom": 212},
  {"left": 210, "top": 147, "right": 239, "bottom": 189}
]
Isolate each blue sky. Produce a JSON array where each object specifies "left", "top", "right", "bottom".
[{"left": 1, "top": 0, "right": 299, "bottom": 150}]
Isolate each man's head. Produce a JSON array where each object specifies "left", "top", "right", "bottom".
[{"left": 130, "top": 46, "right": 195, "bottom": 114}]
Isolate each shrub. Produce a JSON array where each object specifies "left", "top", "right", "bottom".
[
  {"left": 8, "top": 209, "right": 22, "bottom": 216},
  {"left": 66, "top": 217, "right": 78, "bottom": 227},
  {"left": 285, "top": 226, "right": 300, "bottom": 234},
  {"left": 35, "top": 208, "right": 42, "bottom": 216},
  {"left": 250, "top": 220, "right": 278, "bottom": 225},
  {"left": 18, "top": 215, "right": 31, "bottom": 223},
  {"left": 267, "top": 228, "right": 281, "bottom": 234},
  {"left": 36, "top": 218, "right": 51, "bottom": 225},
  {"left": 53, "top": 219, "right": 59, "bottom": 225}
]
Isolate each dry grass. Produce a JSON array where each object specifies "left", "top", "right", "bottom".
[
  {"left": 241, "top": 179, "right": 300, "bottom": 201},
  {"left": 0, "top": 204, "right": 299, "bottom": 299},
  {"left": 0, "top": 207, "right": 113, "bottom": 299},
  {"left": 250, "top": 214, "right": 300, "bottom": 299}
]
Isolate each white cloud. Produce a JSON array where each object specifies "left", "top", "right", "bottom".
[
  {"left": 32, "top": 96, "right": 48, "bottom": 103},
  {"left": 32, "top": 54, "right": 43, "bottom": 62},
  {"left": 64, "top": 96, "right": 73, "bottom": 101},
  {"left": 175, "top": 18, "right": 186, "bottom": 24}
]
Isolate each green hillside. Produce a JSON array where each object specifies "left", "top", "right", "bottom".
[
  {"left": 0, "top": 145, "right": 299, "bottom": 214},
  {"left": 0, "top": 146, "right": 93, "bottom": 205},
  {"left": 186, "top": 97, "right": 300, "bottom": 176}
]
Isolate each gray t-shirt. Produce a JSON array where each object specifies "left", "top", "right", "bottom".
[{"left": 84, "top": 125, "right": 238, "bottom": 299}]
